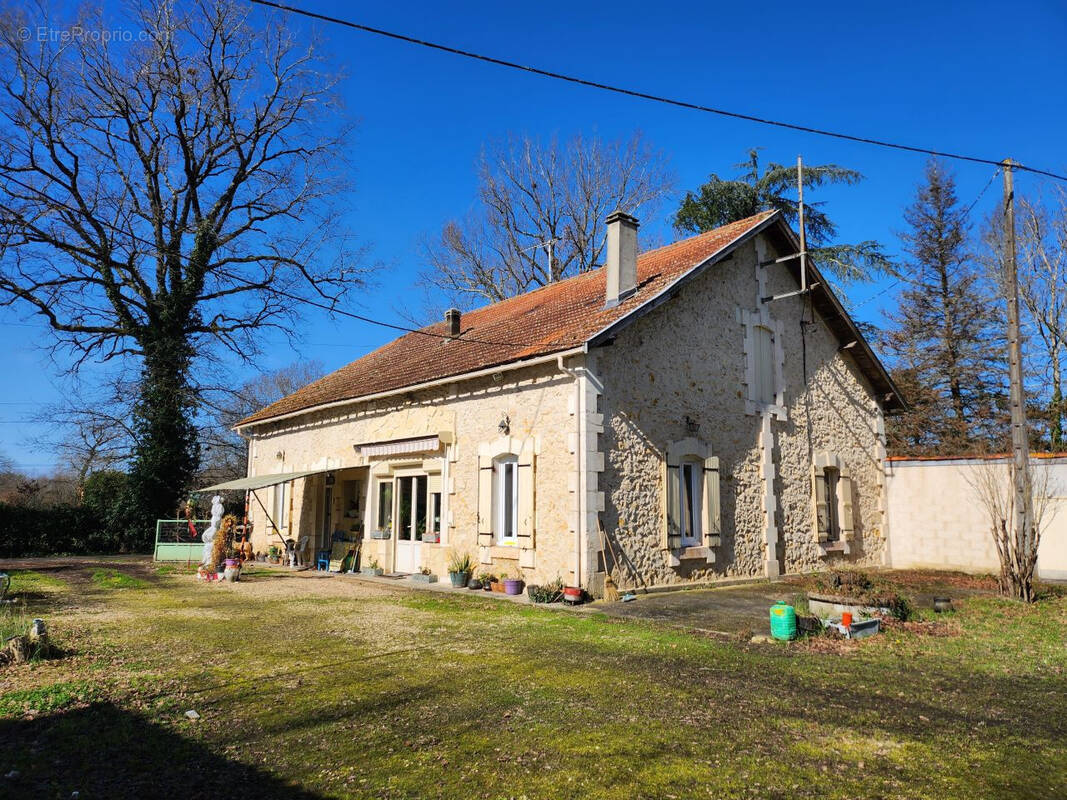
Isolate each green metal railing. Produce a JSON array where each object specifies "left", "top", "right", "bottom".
[{"left": 154, "top": 519, "right": 210, "bottom": 563}]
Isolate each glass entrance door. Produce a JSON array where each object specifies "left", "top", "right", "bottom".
[{"left": 394, "top": 475, "right": 428, "bottom": 573}]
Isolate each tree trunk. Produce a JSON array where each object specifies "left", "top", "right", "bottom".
[
  {"left": 124, "top": 329, "right": 200, "bottom": 551},
  {"left": 1051, "top": 357, "right": 1063, "bottom": 451}
]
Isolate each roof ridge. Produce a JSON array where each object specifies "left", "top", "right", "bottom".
[
  {"left": 236, "top": 211, "right": 783, "bottom": 427},
  {"left": 416, "top": 210, "right": 780, "bottom": 330}
]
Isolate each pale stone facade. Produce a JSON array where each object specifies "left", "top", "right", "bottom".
[
  {"left": 595, "top": 234, "right": 888, "bottom": 588},
  {"left": 244, "top": 362, "right": 584, "bottom": 586},
  {"left": 239, "top": 225, "right": 893, "bottom": 591}
]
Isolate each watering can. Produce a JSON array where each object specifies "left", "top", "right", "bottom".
[{"left": 0, "top": 573, "right": 9, "bottom": 604}]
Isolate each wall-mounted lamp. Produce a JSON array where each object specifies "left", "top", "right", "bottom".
[
  {"left": 685, "top": 415, "right": 700, "bottom": 434},
  {"left": 275, "top": 450, "right": 285, "bottom": 461},
  {"left": 498, "top": 414, "right": 511, "bottom": 436}
]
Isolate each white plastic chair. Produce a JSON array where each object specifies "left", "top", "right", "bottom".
[{"left": 294, "top": 536, "right": 310, "bottom": 566}]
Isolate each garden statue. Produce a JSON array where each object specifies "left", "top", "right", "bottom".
[{"left": 201, "top": 495, "right": 224, "bottom": 565}]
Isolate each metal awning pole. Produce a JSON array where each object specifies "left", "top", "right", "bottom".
[{"left": 250, "top": 489, "right": 287, "bottom": 549}]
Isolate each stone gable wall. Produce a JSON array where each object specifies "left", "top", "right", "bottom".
[{"left": 595, "top": 234, "right": 887, "bottom": 586}]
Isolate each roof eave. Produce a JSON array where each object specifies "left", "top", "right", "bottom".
[
  {"left": 766, "top": 218, "right": 907, "bottom": 413},
  {"left": 233, "top": 344, "right": 588, "bottom": 432}
]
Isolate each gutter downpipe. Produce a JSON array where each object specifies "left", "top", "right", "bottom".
[{"left": 557, "top": 350, "right": 586, "bottom": 590}]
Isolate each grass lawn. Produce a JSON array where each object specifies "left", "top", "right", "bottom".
[{"left": 0, "top": 561, "right": 1064, "bottom": 799}]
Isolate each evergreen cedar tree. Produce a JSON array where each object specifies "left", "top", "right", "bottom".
[{"left": 673, "top": 149, "right": 893, "bottom": 283}]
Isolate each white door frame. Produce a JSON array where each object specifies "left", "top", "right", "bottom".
[{"left": 393, "top": 473, "right": 425, "bottom": 573}]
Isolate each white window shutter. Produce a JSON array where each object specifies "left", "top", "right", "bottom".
[
  {"left": 839, "top": 470, "right": 856, "bottom": 541},
  {"left": 477, "top": 454, "right": 494, "bottom": 547},
  {"left": 703, "top": 456, "right": 721, "bottom": 547},
  {"left": 517, "top": 449, "right": 535, "bottom": 548},
  {"left": 812, "top": 465, "right": 830, "bottom": 543}
]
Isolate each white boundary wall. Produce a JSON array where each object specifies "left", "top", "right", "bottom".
[{"left": 886, "top": 456, "right": 1067, "bottom": 581}]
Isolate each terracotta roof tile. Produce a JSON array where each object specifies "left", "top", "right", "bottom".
[{"left": 239, "top": 212, "right": 775, "bottom": 427}]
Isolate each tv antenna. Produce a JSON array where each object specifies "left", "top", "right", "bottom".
[{"left": 762, "top": 155, "right": 817, "bottom": 302}]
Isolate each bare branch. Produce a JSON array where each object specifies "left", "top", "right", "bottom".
[{"left": 420, "top": 131, "right": 674, "bottom": 308}]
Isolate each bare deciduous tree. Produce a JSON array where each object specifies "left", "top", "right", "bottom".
[
  {"left": 968, "top": 458, "right": 1056, "bottom": 601},
  {"left": 0, "top": 0, "right": 365, "bottom": 536},
  {"left": 1017, "top": 191, "right": 1067, "bottom": 449},
  {"left": 198, "top": 360, "right": 325, "bottom": 483},
  {"left": 31, "top": 374, "right": 137, "bottom": 485},
  {"left": 421, "top": 132, "right": 674, "bottom": 305}
]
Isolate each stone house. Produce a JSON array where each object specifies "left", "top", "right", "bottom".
[{"left": 232, "top": 209, "right": 904, "bottom": 591}]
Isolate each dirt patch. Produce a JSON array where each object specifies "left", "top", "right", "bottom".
[
  {"left": 882, "top": 570, "right": 999, "bottom": 592},
  {"left": 879, "top": 617, "right": 962, "bottom": 637}
]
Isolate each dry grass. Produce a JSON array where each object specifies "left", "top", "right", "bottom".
[{"left": 0, "top": 562, "right": 1064, "bottom": 799}]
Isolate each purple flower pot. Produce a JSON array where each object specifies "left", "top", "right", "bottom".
[{"left": 503, "top": 579, "right": 524, "bottom": 596}]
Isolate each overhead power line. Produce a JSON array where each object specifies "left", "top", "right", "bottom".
[
  {"left": 852, "top": 165, "right": 1003, "bottom": 311},
  {"left": 250, "top": 0, "right": 1067, "bottom": 184}
]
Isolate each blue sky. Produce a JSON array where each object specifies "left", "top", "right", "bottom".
[{"left": 2, "top": 0, "right": 1065, "bottom": 474}]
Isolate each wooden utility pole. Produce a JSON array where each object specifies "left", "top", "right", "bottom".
[{"left": 1003, "top": 159, "right": 1033, "bottom": 550}]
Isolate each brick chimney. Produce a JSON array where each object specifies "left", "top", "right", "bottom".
[
  {"left": 445, "top": 307, "right": 461, "bottom": 338},
  {"left": 604, "top": 211, "right": 639, "bottom": 308}
]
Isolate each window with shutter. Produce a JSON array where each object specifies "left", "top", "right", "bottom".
[
  {"left": 477, "top": 454, "right": 494, "bottom": 548},
  {"left": 662, "top": 438, "right": 722, "bottom": 558},
  {"left": 516, "top": 449, "right": 535, "bottom": 548},
  {"left": 812, "top": 452, "right": 856, "bottom": 551},
  {"left": 740, "top": 309, "right": 785, "bottom": 417},
  {"left": 754, "top": 325, "right": 775, "bottom": 406}
]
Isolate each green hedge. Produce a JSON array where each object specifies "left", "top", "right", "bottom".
[{"left": 0, "top": 503, "right": 121, "bottom": 558}]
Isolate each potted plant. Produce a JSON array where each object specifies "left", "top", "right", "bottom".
[
  {"left": 527, "top": 579, "right": 562, "bottom": 603},
  {"left": 447, "top": 550, "right": 474, "bottom": 588},
  {"left": 491, "top": 569, "right": 508, "bottom": 594},
  {"left": 411, "top": 567, "right": 438, "bottom": 584},
  {"left": 418, "top": 521, "right": 437, "bottom": 544},
  {"left": 223, "top": 547, "right": 242, "bottom": 582},
  {"left": 480, "top": 573, "right": 496, "bottom": 592},
  {"left": 361, "top": 557, "right": 384, "bottom": 577},
  {"left": 267, "top": 545, "right": 281, "bottom": 565},
  {"left": 467, "top": 578, "right": 482, "bottom": 590},
  {"left": 503, "top": 572, "right": 524, "bottom": 596}
]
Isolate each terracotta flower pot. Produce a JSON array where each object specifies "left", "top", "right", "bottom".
[{"left": 490, "top": 581, "right": 505, "bottom": 593}]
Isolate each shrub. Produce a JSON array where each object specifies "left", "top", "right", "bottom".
[
  {"left": 527, "top": 579, "right": 563, "bottom": 604},
  {"left": 0, "top": 503, "right": 115, "bottom": 558}
]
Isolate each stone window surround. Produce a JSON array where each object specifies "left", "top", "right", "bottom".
[
  {"left": 662, "top": 437, "right": 722, "bottom": 568},
  {"left": 739, "top": 307, "right": 786, "bottom": 420},
  {"left": 812, "top": 450, "right": 856, "bottom": 556},
  {"left": 477, "top": 435, "right": 539, "bottom": 570}
]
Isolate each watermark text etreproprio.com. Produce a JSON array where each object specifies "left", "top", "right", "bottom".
[{"left": 18, "top": 25, "right": 168, "bottom": 44}]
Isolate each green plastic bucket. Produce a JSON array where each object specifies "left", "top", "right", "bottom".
[{"left": 769, "top": 602, "right": 797, "bottom": 641}]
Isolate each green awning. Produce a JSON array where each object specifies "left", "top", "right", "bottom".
[{"left": 198, "top": 469, "right": 327, "bottom": 493}]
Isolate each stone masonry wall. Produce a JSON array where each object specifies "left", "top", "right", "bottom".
[
  {"left": 595, "top": 233, "right": 887, "bottom": 587},
  {"left": 243, "top": 361, "right": 579, "bottom": 586}
]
